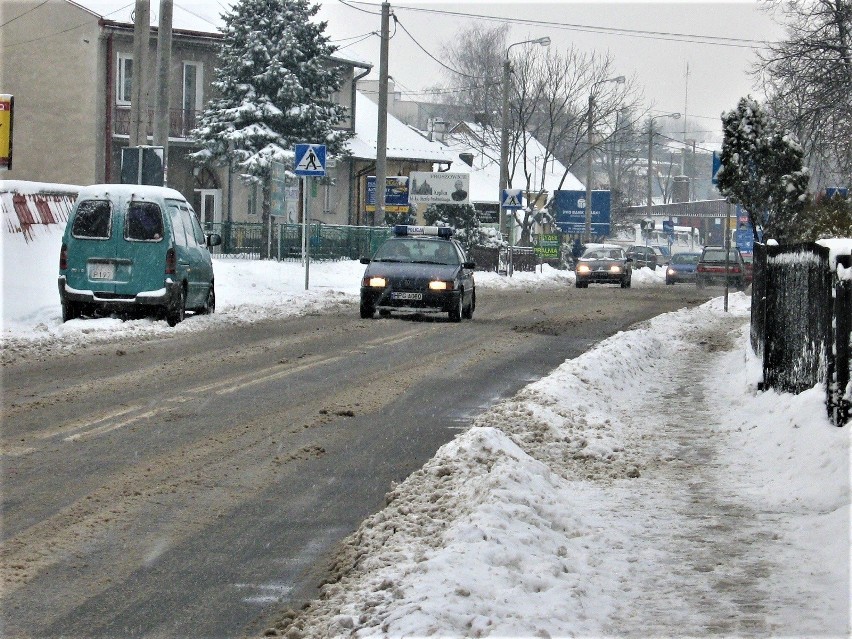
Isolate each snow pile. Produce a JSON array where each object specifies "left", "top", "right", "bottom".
[{"left": 271, "top": 295, "right": 850, "bottom": 638}]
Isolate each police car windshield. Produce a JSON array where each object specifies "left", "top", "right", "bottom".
[{"left": 375, "top": 239, "right": 459, "bottom": 265}]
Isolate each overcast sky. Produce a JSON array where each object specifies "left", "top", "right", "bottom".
[
  {"left": 317, "top": 1, "right": 786, "bottom": 141},
  {"left": 67, "top": 0, "right": 787, "bottom": 143}
]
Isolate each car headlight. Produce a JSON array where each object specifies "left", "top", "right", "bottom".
[
  {"left": 609, "top": 265, "right": 622, "bottom": 274},
  {"left": 576, "top": 264, "right": 591, "bottom": 274},
  {"left": 429, "top": 280, "right": 454, "bottom": 291},
  {"left": 363, "top": 276, "right": 387, "bottom": 288},
  {"left": 667, "top": 267, "right": 675, "bottom": 275}
]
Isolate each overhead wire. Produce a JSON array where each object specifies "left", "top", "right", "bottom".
[
  {"left": 1, "top": 2, "right": 135, "bottom": 48},
  {"left": 347, "top": 0, "right": 776, "bottom": 49},
  {"left": 0, "top": 0, "right": 49, "bottom": 29}
]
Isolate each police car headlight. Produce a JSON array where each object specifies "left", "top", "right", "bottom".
[
  {"left": 609, "top": 265, "right": 622, "bottom": 274},
  {"left": 364, "top": 276, "right": 387, "bottom": 288},
  {"left": 429, "top": 280, "right": 453, "bottom": 291},
  {"left": 576, "top": 264, "right": 591, "bottom": 274}
]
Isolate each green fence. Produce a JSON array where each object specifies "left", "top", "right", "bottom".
[{"left": 202, "top": 222, "right": 393, "bottom": 261}]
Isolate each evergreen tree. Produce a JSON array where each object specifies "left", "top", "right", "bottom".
[
  {"left": 422, "top": 203, "right": 487, "bottom": 250},
  {"left": 191, "top": 0, "right": 350, "bottom": 257},
  {"left": 717, "top": 96, "right": 809, "bottom": 244}
]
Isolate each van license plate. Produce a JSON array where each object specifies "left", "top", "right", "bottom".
[
  {"left": 392, "top": 292, "right": 422, "bottom": 301},
  {"left": 89, "top": 262, "right": 115, "bottom": 280}
]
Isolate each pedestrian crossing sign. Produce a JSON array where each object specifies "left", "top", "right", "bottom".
[
  {"left": 294, "top": 143, "right": 326, "bottom": 177},
  {"left": 501, "top": 188, "right": 524, "bottom": 209}
]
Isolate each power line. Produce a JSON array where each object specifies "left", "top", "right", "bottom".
[
  {"left": 0, "top": 0, "right": 49, "bottom": 29},
  {"left": 336, "top": 0, "right": 383, "bottom": 16},
  {"left": 1, "top": 2, "right": 135, "bottom": 48},
  {"left": 392, "top": 14, "right": 485, "bottom": 80},
  {"left": 349, "top": 1, "right": 775, "bottom": 49}
]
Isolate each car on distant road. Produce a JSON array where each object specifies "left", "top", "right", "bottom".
[
  {"left": 359, "top": 225, "right": 476, "bottom": 322},
  {"left": 665, "top": 252, "right": 700, "bottom": 285},
  {"left": 696, "top": 245, "right": 745, "bottom": 290},
  {"left": 575, "top": 244, "right": 633, "bottom": 288},
  {"left": 626, "top": 245, "right": 658, "bottom": 269}
]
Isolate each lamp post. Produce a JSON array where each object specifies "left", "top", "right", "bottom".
[
  {"left": 499, "top": 36, "right": 551, "bottom": 242},
  {"left": 583, "top": 75, "right": 625, "bottom": 244},
  {"left": 646, "top": 112, "right": 681, "bottom": 219}
]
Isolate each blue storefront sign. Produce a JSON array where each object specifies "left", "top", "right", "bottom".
[
  {"left": 366, "top": 176, "right": 410, "bottom": 213},
  {"left": 554, "top": 190, "right": 611, "bottom": 237}
]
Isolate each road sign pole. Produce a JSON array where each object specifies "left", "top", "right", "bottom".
[{"left": 303, "top": 177, "right": 310, "bottom": 290}]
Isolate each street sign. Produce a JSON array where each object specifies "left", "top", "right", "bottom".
[
  {"left": 662, "top": 219, "right": 674, "bottom": 234},
  {"left": 554, "top": 190, "right": 611, "bottom": 237},
  {"left": 501, "top": 188, "right": 524, "bottom": 209},
  {"left": 0, "top": 94, "right": 13, "bottom": 170},
  {"left": 366, "top": 176, "right": 410, "bottom": 213},
  {"left": 294, "top": 143, "right": 326, "bottom": 177},
  {"left": 712, "top": 151, "right": 722, "bottom": 185},
  {"left": 409, "top": 172, "right": 469, "bottom": 205}
]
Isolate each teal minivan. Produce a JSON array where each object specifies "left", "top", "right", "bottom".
[{"left": 58, "top": 184, "right": 221, "bottom": 326}]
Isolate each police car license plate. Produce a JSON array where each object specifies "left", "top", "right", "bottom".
[
  {"left": 89, "top": 262, "right": 115, "bottom": 280},
  {"left": 391, "top": 292, "right": 422, "bottom": 301}
]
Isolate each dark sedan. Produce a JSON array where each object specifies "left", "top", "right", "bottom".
[
  {"left": 696, "top": 245, "right": 745, "bottom": 290},
  {"left": 575, "top": 244, "right": 633, "bottom": 288},
  {"left": 359, "top": 226, "right": 476, "bottom": 322},
  {"left": 665, "top": 252, "right": 700, "bottom": 285}
]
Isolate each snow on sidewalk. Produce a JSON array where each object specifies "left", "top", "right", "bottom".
[{"left": 271, "top": 294, "right": 849, "bottom": 638}]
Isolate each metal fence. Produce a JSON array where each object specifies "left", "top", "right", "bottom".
[
  {"left": 202, "top": 222, "right": 392, "bottom": 261},
  {"left": 751, "top": 242, "right": 851, "bottom": 426}
]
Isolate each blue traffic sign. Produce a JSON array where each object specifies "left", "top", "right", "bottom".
[
  {"left": 294, "top": 143, "right": 326, "bottom": 177},
  {"left": 712, "top": 151, "right": 722, "bottom": 185},
  {"left": 501, "top": 188, "right": 524, "bottom": 209}
]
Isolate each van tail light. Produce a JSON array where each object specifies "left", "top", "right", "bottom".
[
  {"left": 59, "top": 244, "right": 68, "bottom": 270},
  {"left": 165, "top": 247, "right": 177, "bottom": 275}
]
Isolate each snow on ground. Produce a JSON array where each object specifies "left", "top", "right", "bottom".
[
  {"left": 0, "top": 224, "right": 663, "bottom": 360},
  {"left": 3, "top": 224, "right": 849, "bottom": 637},
  {"left": 269, "top": 294, "right": 849, "bottom": 638}
]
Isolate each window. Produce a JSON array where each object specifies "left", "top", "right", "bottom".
[
  {"left": 125, "top": 202, "right": 163, "bottom": 241},
  {"left": 183, "top": 209, "right": 205, "bottom": 246},
  {"left": 72, "top": 200, "right": 112, "bottom": 239},
  {"left": 168, "top": 206, "right": 189, "bottom": 247},
  {"left": 117, "top": 54, "right": 133, "bottom": 105},
  {"left": 182, "top": 62, "right": 202, "bottom": 111}
]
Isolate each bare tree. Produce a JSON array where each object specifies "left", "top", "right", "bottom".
[
  {"left": 755, "top": 0, "right": 852, "bottom": 189},
  {"left": 437, "top": 23, "right": 509, "bottom": 125}
]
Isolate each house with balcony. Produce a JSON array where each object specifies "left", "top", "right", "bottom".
[{"left": 1, "top": 0, "right": 397, "bottom": 228}]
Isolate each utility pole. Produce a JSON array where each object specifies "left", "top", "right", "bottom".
[
  {"left": 498, "top": 56, "right": 511, "bottom": 239},
  {"left": 647, "top": 121, "right": 654, "bottom": 219},
  {"left": 375, "top": 2, "right": 390, "bottom": 225},
  {"left": 129, "top": 0, "right": 150, "bottom": 147},
  {"left": 584, "top": 93, "right": 594, "bottom": 243},
  {"left": 153, "top": 0, "right": 173, "bottom": 183}
]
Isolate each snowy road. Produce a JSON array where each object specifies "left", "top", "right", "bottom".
[{"left": 2, "top": 284, "right": 722, "bottom": 638}]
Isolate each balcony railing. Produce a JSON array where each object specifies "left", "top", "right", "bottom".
[{"left": 113, "top": 106, "right": 201, "bottom": 139}]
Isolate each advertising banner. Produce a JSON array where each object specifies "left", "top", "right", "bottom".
[
  {"left": 0, "top": 95, "right": 13, "bottom": 170},
  {"left": 366, "top": 176, "right": 410, "bottom": 213},
  {"left": 409, "top": 172, "right": 470, "bottom": 205},
  {"left": 554, "top": 190, "right": 611, "bottom": 237},
  {"left": 534, "top": 233, "right": 562, "bottom": 260}
]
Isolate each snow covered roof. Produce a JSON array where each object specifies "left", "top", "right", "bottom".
[
  {"left": 0, "top": 181, "right": 79, "bottom": 242},
  {"left": 439, "top": 124, "right": 584, "bottom": 205},
  {"left": 349, "top": 92, "right": 453, "bottom": 163}
]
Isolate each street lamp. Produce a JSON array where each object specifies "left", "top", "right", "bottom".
[
  {"left": 583, "top": 75, "right": 625, "bottom": 244},
  {"left": 499, "top": 36, "right": 551, "bottom": 241},
  {"left": 647, "top": 112, "right": 681, "bottom": 218}
]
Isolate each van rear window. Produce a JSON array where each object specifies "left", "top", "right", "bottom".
[
  {"left": 72, "top": 200, "right": 112, "bottom": 239},
  {"left": 125, "top": 202, "right": 164, "bottom": 241}
]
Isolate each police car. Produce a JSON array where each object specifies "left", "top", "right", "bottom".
[{"left": 359, "top": 225, "right": 476, "bottom": 322}]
